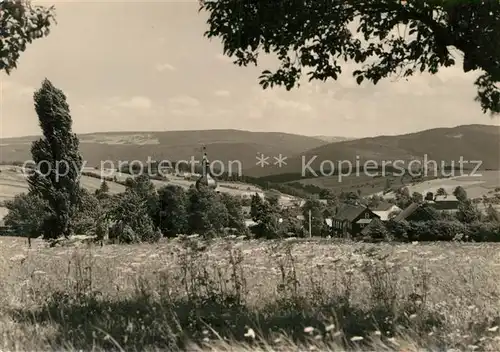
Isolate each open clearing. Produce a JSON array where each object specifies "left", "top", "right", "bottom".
[{"left": 0, "top": 236, "right": 499, "bottom": 350}]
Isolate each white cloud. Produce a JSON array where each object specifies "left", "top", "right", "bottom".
[
  {"left": 168, "top": 95, "right": 200, "bottom": 107},
  {"left": 110, "top": 96, "right": 152, "bottom": 109},
  {"left": 155, "top": 63, "right": 176, "bottom": 72},
  {"left": 214, "top": 89, "right": 230, "bottom": 97}
]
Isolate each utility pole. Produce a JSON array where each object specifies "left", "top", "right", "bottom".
[{"left": 308, "top": 209, "right": 312, "bottom": 238}]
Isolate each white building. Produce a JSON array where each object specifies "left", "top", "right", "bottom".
[{"left": 370, "top": 202, "right": 402, "bottom": 221}]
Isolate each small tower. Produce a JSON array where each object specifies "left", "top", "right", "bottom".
[{"left": 195, "top": 146, "right": 218, "bottom": 191}]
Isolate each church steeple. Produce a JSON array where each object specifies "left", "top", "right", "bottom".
[{"left": 196, "top": 145, "right": 217, "bottom": 191}]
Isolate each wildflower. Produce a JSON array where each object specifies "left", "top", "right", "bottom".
[
  {"left": 32, "top": 270, "right": 46, "bottom": 276},
  {"left": 409, "top": 314, "right": 417, "bottom": 319},
  {"left": 304, "top": 327, "right": 314, "bottom": 333},
  {"left": 387, "top": 337, "right": 399, "bottom": 346},
  {"left": 244, "top": 328, "right": 256, "bottom": 339},
  {"left": 374, "top": 331, "right": 381, "bottom": 336},
  {"left": 350, "top": 336, "right": 363, "bottom": 342},
  {"left": 324, "top": 324, "right": 335, "bottom": 332},
  {"left": 488, "top": 326, "right": 498, "bottom": 332},
  {"left": 9, "top": 254, "right": 26, "bottom": 263}
]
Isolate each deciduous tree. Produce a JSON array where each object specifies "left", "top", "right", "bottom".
[
  {"left": 1, "top": 0, "right": 55, "bottom": 74},
  {"left": 156, "top": 185, "right": 189, "bottom": 236},
  {"left": 201, "top": 0, "right": 500, "bottom": 114}
]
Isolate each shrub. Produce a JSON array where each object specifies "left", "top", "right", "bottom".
[
  {"left": 467, "top": 221, "right": 500, "bottom": 242},
  {"left": 3, "top": 193, "right": 49, "bottom": 237},
  {"left": 407, "top": 220, "right": 468, "bottom": 241},
  {"left": 386, "top": 220, "right": 410, "bottom": 241},
  {"left": 107, "top": 190, "right": 158, "bottom": 244},
  {"left": 72, "top": 189, "right": 101, "bottom": 236},
  {"left": 360, "top": 220, "right": 393, "bottom": 242}
]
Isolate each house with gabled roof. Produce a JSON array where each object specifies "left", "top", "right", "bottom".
[
  {"left": 392, "top": 203, "right": 438, "bottom": 223},
  {"left": 429, "top": 194, "right": 460, "bottom": 213},
  {"left": 331, "top": 203, "right": 380, "bottom": 236},
  {"left": 369, "top": 201, "right": 402, "bottom": 221}
]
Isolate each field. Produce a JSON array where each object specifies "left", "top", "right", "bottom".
[
  {"left": 377, "top": 171, "right": 500, "bottom": 200},
  {"left": 295, "top": 171, "right": 500, "bottom": 200},
  {"left": 1, "top": 236, "right": 499, "bottom": 351}
]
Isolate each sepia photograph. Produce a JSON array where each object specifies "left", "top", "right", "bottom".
[{"left": 1, "top": 0, "right": 500, "bottom": 350}]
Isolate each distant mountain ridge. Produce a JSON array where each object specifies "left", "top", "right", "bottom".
[
  {"left": 0, "top": 129, "right": 328, "bottom": 170},
  {"left": 244, "top": 124, "right": 500, "bottom": 178},
  {"left": 2, "top": 125, "right": 498, "bottom": 179}
]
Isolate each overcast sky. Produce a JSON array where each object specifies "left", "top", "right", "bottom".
[{"left": 1, "top": 0, "right": 499, "bottom": 139}]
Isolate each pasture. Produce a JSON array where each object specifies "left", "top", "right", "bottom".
[{"left": 0, "top": 236, "right": 499, "bottom": 351}]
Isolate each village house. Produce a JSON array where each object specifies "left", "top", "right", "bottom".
[
  {"left": 331, "top": 203, "right": 380, "bottom": 236},
  {"left": 392, "top": 203, "right": 438, "bottom": 223},
  {"left": 370, "top": 202, "right": 402, "bottom": 221},
  {"left": 429, "top": 194, "right": 460, "bottom": 213},
  {"left": 298, "top": 199, "right": 328, "bottom": 208}
]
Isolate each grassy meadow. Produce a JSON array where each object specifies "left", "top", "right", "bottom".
[{"left": 1, "top": 236, "right": 499, "bottom": 351}]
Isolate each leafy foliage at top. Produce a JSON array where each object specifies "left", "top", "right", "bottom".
[
  {"left": 0, "top": 0, "right": 56, "bottom": 74},
  {"left": 200, "top": 0, "right": 500, "bottom": 114}
]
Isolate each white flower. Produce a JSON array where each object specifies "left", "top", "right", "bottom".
[
  {"left": 324, "top": 324, "right": 335, "bottom": 332},
  {"left": 244, "top": 328, "right": 256, "bottom": 339}
]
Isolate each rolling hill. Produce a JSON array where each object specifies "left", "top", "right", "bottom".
[
  {"left": 0, "top": 129, "right": 328, "bottom": 172},
  {"left": 244, "top": 124, "right": 500, "bottom": 179}
]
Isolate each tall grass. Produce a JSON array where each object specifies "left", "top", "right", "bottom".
[{"left": 0, "top": 237, "right": 499, "bottom": 351}]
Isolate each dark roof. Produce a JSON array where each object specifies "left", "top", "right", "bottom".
[
  {"left": 334, "top": 203, "right": 367, "bottom": 222},
  {"left": 370, "top": 201, "right": 395, "bottom": 211},
  {"left": 393, "top": 203, "right": 419, "bottom": 222},
  {"left": 429, "top": 201, "right": 460, "bottom": 210},
  {"left": 393, "top": 203, "right": 438, "bottom": 222},
  {"left": 434, "top": 195, "right": 459, "bottom": 202}
]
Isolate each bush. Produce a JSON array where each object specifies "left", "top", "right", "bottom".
[
  {"left": 72, "top": 189, "right": 101, "bottom": 236},
  {"left": 360, "top": 220, "right": 393, "bottom": 242},
  {"left": 107, "top": 190, "right": 158, "bottom": 244},
  {"left": 386, "top": 220, "right": 410, "bottom": 241},
  {"left": 3, "top": 193, "right": 50, "bottom": 237},
  {"left": 466, "top": 221, "right": 500, "bottom": 242},
  {"left": 407, "top": 220, "right": 467, "bottom": 241}
]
